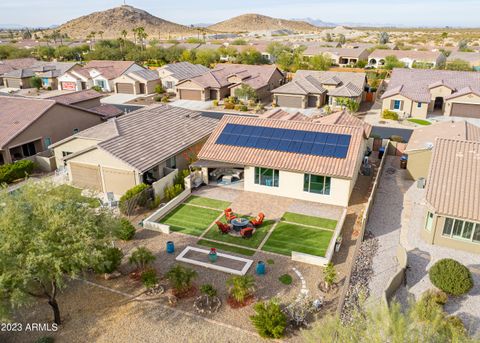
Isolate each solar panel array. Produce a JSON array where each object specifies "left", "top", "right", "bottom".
[{"left": 215, "top": 123, "right": 351, "bottom": 159}]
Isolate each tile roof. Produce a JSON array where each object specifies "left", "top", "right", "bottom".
[
  {"left": 381, "top": 68, "right": 480, "bottom": 103},
  {"left": 369, "top": 49, "right": 442, "bottom": 61},
  {"left": 426, "top": 138, "right": 480, "bottom": 222},
  {"left": 314, "top": 111, "right": 372, "bottom": 138},
  {"left": 98, "top": 105, "right": 219, "bottom": 172},
  {"left": 159, "top": 62, "right": 210, "bottom": 81},
  {"left": 197, "top": 115, "right": 365, "bottom": 179},
  {"left": 406, "top": 120, "right": 480, "bottom": 151},
  {"left": 272, "top": 70, "right": 365, "bottom": 97},
  {"left": 47, "top": 89, "right": 103, "bottom": 105},
  {"left": 183, "top": 64, "right": 280, "bottom": 90},
  {"left": 0, "top": 96, "right": 55, "bottom": 148}
]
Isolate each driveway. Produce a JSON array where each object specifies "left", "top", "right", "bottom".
[
  {"left": 170, "top": 99, "right": 213, "bottom": 111},
  {"left": 101, "top": 93, "right": 145, "bottom": 105}
]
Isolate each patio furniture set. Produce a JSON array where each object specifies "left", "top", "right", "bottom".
[{"left": 216, "top": 208, "right": 265, "bottom": 239}]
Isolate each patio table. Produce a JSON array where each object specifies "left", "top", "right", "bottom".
[{"left": 231, "top": 217, "right": 250, "bottom": 232}]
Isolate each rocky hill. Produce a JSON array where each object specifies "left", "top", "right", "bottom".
[
  {"left": 55, "top": 5, "right": 194, "bottom": 39},
  {"left": 208, "top": 14, "right": 320, "bottom": 33}
]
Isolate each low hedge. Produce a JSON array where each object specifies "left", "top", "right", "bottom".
[
  {"left": 0, "top": 160, "right": 35, "bottom": 184},
  {"left": 429, "top": 259, "right": 473, "bottom": 296}
]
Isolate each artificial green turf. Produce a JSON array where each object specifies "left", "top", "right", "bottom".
[
  {"left": 281, "top": 212, "right": 337, "bottom": 230},
  {"left": 158, "top": 204, "right": 222, "bottom": 236},
  {"left": 407, "top": 118, "right": 431, "bottom": 126},
  {"left": 203, "top": 220, "right": 276, "bottom": 249},
  {"left": 50, "top": 184, "right": 101, "bottom": 208},
  {"left": 197, "top": 239, "right": 255, "bottom": 256},
  {"left": 261, "top": 222, "right": 334, "bottom": 257},
  {"left": 279, "top": 274, "right": 293, "bottom": 285},
  {"left": 184, "top": 195, "right": 231, "bottom": 210}
]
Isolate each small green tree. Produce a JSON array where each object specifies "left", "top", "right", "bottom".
[
  {"left": 323, "top": 262, "right": 337, "bottom": 291},
  {"left": 128, "top": 247, "right": 156, "bottom": 271},
  {"left": 226, "top": 275, "right": 255, "bottom": 303},
  {"left": 234, "top": 84, "right": 257, "bottom": 101},
  {"left": 31, "top": 76, "right": 43, "bottom": 89},
  {"left": 250, "top": 299, "right": 287, "bottom": 339},
  {"left": 166, "top": 264, "right": 197, "bottom": 294}
]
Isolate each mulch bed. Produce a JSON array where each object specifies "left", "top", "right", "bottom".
[{"left": 227, "top": 295, "right": 254, "bottom": 309}]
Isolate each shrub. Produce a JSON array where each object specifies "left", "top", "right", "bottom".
[
  {"left": 154, "top": 84, "right": 164, "bottom": 94},
  {"left": 166, "top": 264, "right": 197, "bottom": 294},
  {"left": 164, "top": 183, "right": 183, "bottom": 201},
  {"left": 382, "top": 109, "right": 399, "bottom": 120},
  {"left": 212, "top": 99, "right": 219, "bottom": 107},
  {"left": 128, "top": 247, "right": 156, "bottom": 271},
  {"left": 115, "top": 218, "right": 136, "bottom": 241},
  {"left": 227, "top": 275, "right": 255, "bottom": 303},
  {"left": 429, "top": 259, "right": 473, "bottom": 295},
  {"left": 0, "top": 160, "right": 35, "bottom": 184},
  {"left": 94, "top": 247, "right": 123, "bottom": 274},
  {"left": 141, "top": 269, "right": 158, "bottom": 289},
  {"left": 250, "top": 299, "right": 287, "bottom": 339}
]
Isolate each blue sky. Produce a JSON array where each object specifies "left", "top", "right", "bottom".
[{"left": 1, "top": 0, "right": 479, "bottom": 27}]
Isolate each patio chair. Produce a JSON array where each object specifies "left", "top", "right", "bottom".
[
  {"left": 224, "top": 208, "right": 237, "bottom": 223},
  {"left": 216, "top": 221, "right": 231, "bottom": 234},
  {"left": 250, "top": 212, "right": 265, "bottom": 227},
  {"left": 240, "top": 227, "right": 254, "bottom": 239}
]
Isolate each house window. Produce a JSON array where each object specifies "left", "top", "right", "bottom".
[
  {"left": 166, "top": 156, "right": 176, "bottom": 169},
  {"left": 443, "top": 217, "right": 480, "bottom": 243},
  {"left": 417, "top": 102, "right": 422, "bottom": 108},
  {"left": 303, "top": 174, "right": 331, "bottom": 195},
  {"left": 73, "top": 128, "right": 79, "bottom": 134},
  {"left": 425, "top": 212, "right": 434, "bottom": 231},
  {"left": 254, "top": 167, "right": 279, "bottom": 187},
  {"left": 44, "top": 137, "right": 52, "bottom": 148},
  {"left": 393, "top": 100, "right": 402, "bottom": 110}
]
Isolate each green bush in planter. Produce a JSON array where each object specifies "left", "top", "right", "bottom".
[
  {"left": 141, "top": 269, "right": 158, "bottom": 289},
  {"left": 115, "top": 218, "right": 136, "bottom": 241},
  {"left": 250, "top": 299, "right": 287, "bottom": 339},
  {"left": 429, "top": 259, "right": 473, "bottom": 296},
  {"left": 94, "top": 247, "right": 123, "bottom": 274}
]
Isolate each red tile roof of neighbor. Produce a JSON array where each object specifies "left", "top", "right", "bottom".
[
  {"left": 47, "top": 89, "right": 103, "bottom": 105},
  {"left": 426, "top": 138, "right": 480, "bottom": 222},
  {"left": 0, "top": 96, "right": 55, "bottom": 148},
  {"left": 197, "top": 115, "right": 365, "bottom": 179}
]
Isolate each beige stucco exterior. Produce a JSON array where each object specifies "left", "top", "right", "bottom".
[
  {"left": 421, "top": 211, "right": 480, "bottom": 254},
  {"left": 405, "top": 149, "right": 432, "bottom": 180}
]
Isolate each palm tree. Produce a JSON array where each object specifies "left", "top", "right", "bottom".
[{"left": 226, "top": 275, "right": 255, "bottom": 303}]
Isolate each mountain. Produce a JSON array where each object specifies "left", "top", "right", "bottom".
[
  {"left": 54, "top": 5, "right": 194, "bottom": 39},
  {"left": 292, "top": 18, "right": 337, "bottom": 27},
  {"left": 208, "top": 14, "right": 320, "bottom": 33}
]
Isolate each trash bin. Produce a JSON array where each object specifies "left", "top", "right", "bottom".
[
  {"left": 166, "top": 241, "right": 175, "bottom": 254},
  {"left": 378, "top": 147, "right": 385, "bottom": 159},
  {"left": 400, "top": 155, "right": 408, "bottom": 169},
  {"left": 256, "top": 261, "right": 265, "bottom": 275}
]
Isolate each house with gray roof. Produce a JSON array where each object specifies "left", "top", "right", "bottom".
[
  {"left": 381, "top": 68, "right": 480, "bottom": 119},
  {"left": 271, "top": 70, "right": 366, "bottom": 109},
  {"left": 50, "top": 105, "right": 219, "bottom": 197},
  {"left": 157, "top": 61, "right": 210, "bottom": 92}
]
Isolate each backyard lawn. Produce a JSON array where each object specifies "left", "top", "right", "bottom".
[
  {"left": 158, "top": 204, "right": 222, "bottom": 236},
  {"left": 183, "top": 195, "right": 231, "bottom": 210},
  {"left": 261, "top": 222, "right": 334, "bottom": 257}
]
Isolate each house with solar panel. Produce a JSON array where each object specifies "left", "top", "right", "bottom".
[{"left": 194, "top": 112, "right": 371, "bottom": 207}]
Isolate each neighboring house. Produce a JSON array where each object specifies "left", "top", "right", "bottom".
[
  {"left": 422, "top": 138, "right": 480, "bottom": 254},
  {"left": 303, "top": 47, "right": 370, "bottom": 66},
  {"left": 57, "top": 60, "right": 144, "bottom": 92},
  {"left": 50, "top": 105, "right": 219, "bottom": 197},
  {"left": 368, "top": 49, "right": 445, "bottom": 69},
  {"left": 2, "top": 62, "right": 79, "bottom": 89},
  {"left": 194, "top": 113, "right": 370, "bottom": 207},
  {"left": 47, "top": 89, "right": 123, "bottom": 118},
  {"left": 0, "top": 58, "right": 38, "bottom": 86},
  {"left": 404, "top": 120, "right": 480, "bottom": 180},
  {"left": 447, "top": 51, "right": 480, "bottom": 70},
  {"left": 176, "top": 64, "right": 284, "bottom": 102},
  {"left": 113, "top": 69, "right": 161, "bottom": 95},
  {"left": 0, "top": 96, "right": 106, "bottom": 165},
  {"left": 157, "top": 62, "right": 210, "bottom": 93},
  {"left": 381, "top": 68, "right": 480, "bottom": 119},
  {"left": 271, "top": 70, "right": 366, "bottom": 109}
]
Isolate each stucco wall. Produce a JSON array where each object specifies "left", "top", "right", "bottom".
[{"left": 243, "top": 166, "right": 352, "bottom": 207}]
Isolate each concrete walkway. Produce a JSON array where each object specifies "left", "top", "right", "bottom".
[{"left": 366, "top": 156, "right": 412, "bottom": 302}]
